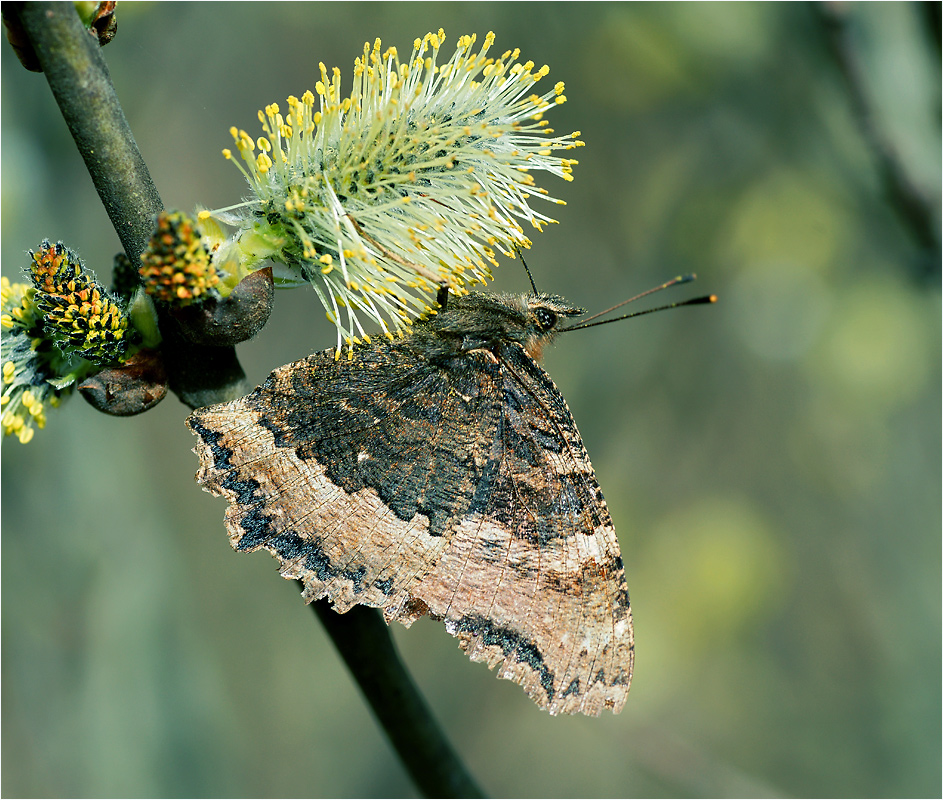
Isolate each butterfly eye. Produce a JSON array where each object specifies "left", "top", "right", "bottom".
[{"left": 534, "top": 308, "right": 557, "bottom": 331}]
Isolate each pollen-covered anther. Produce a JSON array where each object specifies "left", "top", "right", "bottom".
[
  {"left": 206, "top": 29, "right": 582, "bottom": 350},
  {"left": 28, "top": 240, "right": 81, "bottom": 294},
  {"left": 139, "top": 210, "right": 220, "bottom": 307},
  {"left": 25, "top": 241, "right": 137, "bottom": 366},
  {"left": 2, "top": 272, "right": 91, "bottom": 441}
]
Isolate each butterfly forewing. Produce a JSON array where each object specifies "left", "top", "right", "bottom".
[{"left": 190, "top": 343, "right": 497, "bottom": 614}]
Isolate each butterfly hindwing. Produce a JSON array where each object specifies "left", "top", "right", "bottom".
[{"left": 405, "top": 341, "right": 633, "bottom": 715}]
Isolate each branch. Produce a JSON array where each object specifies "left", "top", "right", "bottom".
[
  {"left": 919, "top": 0, "right": 941, "bottom": 62},
  {"left": 312, "top": 599, "right": 485, "bottom": 798},
  {"left": 11, "top": 1, "right": 160, "bottom": 259},
  {"left": 10, "top": 0, "right": 247, "bottom": 407},
  {"left": 816, "top": 2, "right": 941, "bottom": 281}
]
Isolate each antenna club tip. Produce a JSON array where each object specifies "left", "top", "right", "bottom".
[{"left": 686, "top": 294, "right": 717, "bottom": 306}]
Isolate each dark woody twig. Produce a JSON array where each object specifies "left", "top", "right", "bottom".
[
  {"left": 9, "top": 0, "right": 247, "bottom": 408},
  {"left": 919, "top": 0, "right": 941, "bottom": 61},
  {"left": 816, "top": 2, "right": 940, "bottom": 281},
  {"left": 312, "top": 598, "right": 485, "bottom": 798},
  {"left": 6, "top": 3, "right": 484, "bottom": 796},
  {"left": 10, "top": 1, "right": 160, "bottom": 260}
]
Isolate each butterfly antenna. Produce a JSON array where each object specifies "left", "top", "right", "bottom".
[
  {"left": 572, "top": 274, "right": 698, "bottom": 327},
  {"left": 515, "top": 247, "right": 540, "bottom": 294},
  {"left": 563, "top": 292, "right": 716, "bottom": 332}
]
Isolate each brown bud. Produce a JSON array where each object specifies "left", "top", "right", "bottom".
[
  {"left": 172, "top": 267, "right": 274, "bottom": 346},
  {"left": 78, "top": 349, "right": 168, "bottom": 416},
  {"left": 3, "top": 2, "right": 116, "bottom": 72},
  {"left": 2, "top": 10, "right": 41, "bottom": 72},
  {"left": 89, "top": 1, "right": 117, "bottom": 46}
]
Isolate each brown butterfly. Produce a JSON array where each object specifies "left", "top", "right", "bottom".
[{"left": 187, "top": 275, "right": 713, "bottom": 715}]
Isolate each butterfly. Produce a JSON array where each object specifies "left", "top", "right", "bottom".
[{"left": 186, "top": 277, "right": 712, "bottom": 716}]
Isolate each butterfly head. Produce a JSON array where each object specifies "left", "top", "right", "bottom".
[
  {"left": 422, "top": 292, "right": 584, "bottom": 362},
  {"left": 518, "top": 293, "right": 586, "bottom": 360}
]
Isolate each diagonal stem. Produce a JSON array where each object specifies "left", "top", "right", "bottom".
[
  {"left": 10, "top": 1, "right": 162, "bottom": 260},
  {"left": 815, "top": 2, "right": 940, "bottom": 281},
  {"left": 311, "top": 598, "right": 485, "bottom": 798},
  {"left": 11, "top": 0, "right": 246, "bottom": 407}
]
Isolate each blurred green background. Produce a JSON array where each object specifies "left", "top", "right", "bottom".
[{"left": 2, "top": 3, "right": 940, "bottom": 797}]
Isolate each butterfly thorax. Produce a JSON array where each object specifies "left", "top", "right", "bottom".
[{"left": 412, "top": 292, "right": 585, "bottom": 362}]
